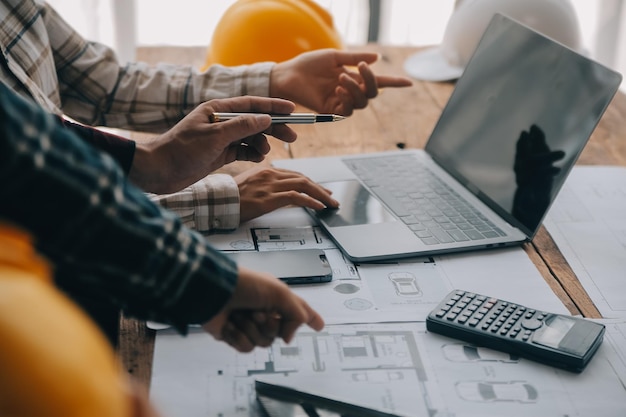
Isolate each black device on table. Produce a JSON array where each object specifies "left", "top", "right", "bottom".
[
  {"left": 225, "top": 249, "right": 332, "bottom": 285},
  {"left": 427, "top": 290, "right": 605, "bottom": 372},
  {"left": 255, "top": 380, "right": 405, "bottom": 417}
]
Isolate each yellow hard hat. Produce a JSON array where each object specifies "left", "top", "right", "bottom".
[
  {"left": 202, "top": 0, "right": 343, "bottom": 69},
  {"left": 0, "top": 223, "right": 132, "bottom": 417}
]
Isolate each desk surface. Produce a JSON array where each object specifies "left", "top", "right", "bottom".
[{"left": 120, "top": 44, "right": 626, "bottom": 388}]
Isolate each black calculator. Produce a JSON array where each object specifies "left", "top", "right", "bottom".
[{"left": 426, "top": 290, "right": 605, "bottom": 372}]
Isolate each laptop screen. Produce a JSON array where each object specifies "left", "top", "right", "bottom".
[{"left": 425, "top": 14, "right": 621, "bottom": 236}]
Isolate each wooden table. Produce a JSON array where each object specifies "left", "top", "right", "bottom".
[{"left": 119, "top": 44, "right": 626, "bottom": 388}]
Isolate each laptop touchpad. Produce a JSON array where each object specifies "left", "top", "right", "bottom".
[{"left": 316, "top": 180, "right": 397, "bottom": 227}]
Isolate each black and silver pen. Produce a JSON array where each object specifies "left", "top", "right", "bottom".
[{"left": 211, "top": 112, "right": 346, "bottom": 124}]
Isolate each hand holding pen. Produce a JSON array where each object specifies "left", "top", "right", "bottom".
[{"left": 210, "top": 112, "right": 346, "bottom": 124}]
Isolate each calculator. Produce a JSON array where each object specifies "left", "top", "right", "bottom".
[{"left": 426, "top": 290, "right": 605, "bottom": 372}]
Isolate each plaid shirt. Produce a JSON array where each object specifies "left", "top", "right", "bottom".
[
  {"left": 0, "top": 0, "right": 264, "bottom": 232},
  {"left": 148, "top": 174, "right": 240, "bottom": 233},
  {"left": 0, "top": 0, "right": 273, "bottom": 132},
  {"left": 0, "top": 81, "right": 238, "bottom": 333}
]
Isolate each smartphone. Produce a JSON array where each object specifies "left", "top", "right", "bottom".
[{"left": 225, "top": 249, "right": 332, "bottom": 285}]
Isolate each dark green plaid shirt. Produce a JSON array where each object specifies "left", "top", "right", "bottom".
[{"left": 0, "top": 82, "right": 238, "bottom": 333}]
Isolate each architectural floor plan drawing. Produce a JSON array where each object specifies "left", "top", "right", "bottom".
[
  {"left": 201, "top": 207, "right": 569, "bottom": 326},
  {"left": 150, "top": 206, "right": 617, "bottom": 414},
  {"left": 151, "top": 322, "right": 626, "bottom": 417},
  {"left": 290, "top": 259, "right": 452, "bottom": 324}
]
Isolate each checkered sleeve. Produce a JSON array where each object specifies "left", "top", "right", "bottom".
[
  {"left": 148, "top": 174, "right": 240, "bottom": 233},
  {"left": 0, "top": 82, "right": 238, "bottom": 333},
  {"left": 42, "top": 4, "right": 273, "bottom": 133},
  {"left": 58, "top": 117, "right": 136, "bottom": 174}
]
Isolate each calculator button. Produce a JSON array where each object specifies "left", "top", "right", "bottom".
[{"left": 521, "top": 318, "right": 543, "bottom": 330}]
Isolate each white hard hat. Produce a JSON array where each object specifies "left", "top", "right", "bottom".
[{"left": 404, "top": 0, "right": 583, "bottom": 81}]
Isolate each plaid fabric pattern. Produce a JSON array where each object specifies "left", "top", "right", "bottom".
[
  {"left": 58, "top": 117, "right": 136, "bottom": 174},
  {"left": 0, "top": 81, "right": 238, "bottom": 333},
  {"left": 0, "top": 0, "right": 273, "bottom": 133},
  {"left": 148, "top": 174, "right": 240, "bottom": 233}
]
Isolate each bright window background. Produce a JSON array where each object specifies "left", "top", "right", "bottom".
[{"left": 47, "top": 0, "right": 625, "bottom": 90}]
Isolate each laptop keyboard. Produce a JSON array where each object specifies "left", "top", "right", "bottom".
[{"left": 343, "top": 155, "right": 507, "bottom": 245}]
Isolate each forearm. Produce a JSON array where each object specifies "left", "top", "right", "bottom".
[
  {"left": 49, "top": 2, "right": 274, "bottom": 134},
  {"left": 58, "top": 118, "right": 136, "bottom": 174},
  {"left": 0, "top": 84, "right": 237, "bottom": 332}
]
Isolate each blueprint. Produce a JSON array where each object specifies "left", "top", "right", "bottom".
[
  {"left": 204, "top": 207, "right": 568, "bottom": 324},
  {"left": 149, "top": 203, "right": 624, "bottom": 415},
  {"left": 151, "top": 321, "right": 626, "bottom": 417},
  {"left": 543, "top": 166, "right": 626, "bottom": 318},
  {"left": 149, "top": 207, "right": 568, "bottom": 330}
]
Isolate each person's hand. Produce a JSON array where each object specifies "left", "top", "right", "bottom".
[
  {"left": 270, "top": 49, "right": 412, "bottom": 116},
  {"left": 234, "top": 166, "right": 339, "bottom": 223},
  {"left": 202, "top": 266, "right": 325, "bottom": 352},
  {"left": 129, "top": 96, "right": 297, "bottom": 194}
]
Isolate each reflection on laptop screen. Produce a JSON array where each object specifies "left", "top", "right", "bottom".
[{"left": 425, "top": 14, "right": 622, "bottom": 235}]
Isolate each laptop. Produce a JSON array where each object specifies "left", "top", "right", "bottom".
[{"left": 274, "top": 14, "right": 622, "bottom": 262}]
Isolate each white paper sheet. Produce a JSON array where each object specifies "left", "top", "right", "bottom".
[
  {"left": 206, "top": 207, "right": 568, "bottom": 324},
  {"left": 150, "top": 206, "right": 585, "bottom": 415},
  {"left": 151, "top": 321, "right": 626, "bottom": 417},
  {"left": 543, "top": 166, "right": 626, "bottom": 318}
]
